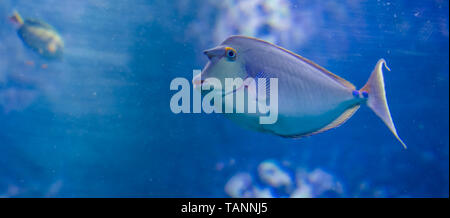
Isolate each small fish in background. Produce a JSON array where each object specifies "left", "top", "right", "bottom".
[
  {"left": 195, "top": 36, "right": 407, "bottom": 149},
  {"left": 9, "top": 10, "right": 64, "bottom": 68}
]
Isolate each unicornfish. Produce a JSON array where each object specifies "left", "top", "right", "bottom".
[{"left": 194, "top": 35, "right": 406, "bottom": 149}]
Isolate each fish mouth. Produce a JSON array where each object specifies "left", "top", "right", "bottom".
[
  {"left": 192, "top": 73, "right": 204, "bottom": 90},
  {"left": 193, "top": 78, "right": 204, "bottom": 86}
]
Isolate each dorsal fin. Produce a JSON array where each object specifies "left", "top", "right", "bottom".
[
  {"left": 289, "top": 52, "right": 356, "bottom": 90},
  {"left": 281, "top": 104, "right": 360, "bottom": 139},
  {"left": 225, "top": 35, "right": 356, "bottom": 90}
]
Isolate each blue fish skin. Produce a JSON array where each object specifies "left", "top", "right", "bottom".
[
  {"left": 222, "top": 36, "right": 358, "bottom": 115},
  {"left": 200, "top": 36, "right": 405, "bottom": 148}
]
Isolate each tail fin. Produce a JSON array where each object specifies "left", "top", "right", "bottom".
[
  {"left": 9, "top": 10, "right": 24, "bottom": 26},
  {"left": 360, "top": 59, "right": 407, "bottom": 149}
]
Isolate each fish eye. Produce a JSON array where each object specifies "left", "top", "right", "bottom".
[{"left": 225, "top": 47, "right": 237, "bottom": 61}]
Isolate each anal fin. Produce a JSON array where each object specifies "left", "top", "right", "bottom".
[{"left": 283, "top": 104, "right": 360, "bottom": 139}]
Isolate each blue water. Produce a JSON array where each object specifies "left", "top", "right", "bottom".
[{"left": 0, "top": 0, "right": 448, "bottom": 197}]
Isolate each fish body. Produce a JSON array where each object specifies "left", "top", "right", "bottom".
[
  {"left": 195, "top": 36, "right": 406, "bottom": 148},
  {"left": 10, "top": 11, "right": 64, "bottom": 59}
]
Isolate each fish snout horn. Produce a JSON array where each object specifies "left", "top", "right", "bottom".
[
  {"left": 203, "top": 50, "right": 214, "bottom": 60},
  {"left": 203, "top": 46, "right": 225, "bottom": 60}
]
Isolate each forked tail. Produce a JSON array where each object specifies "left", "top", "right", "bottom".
[{"left": 360, "top": 59, "right": 407, "bottom": 149}]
